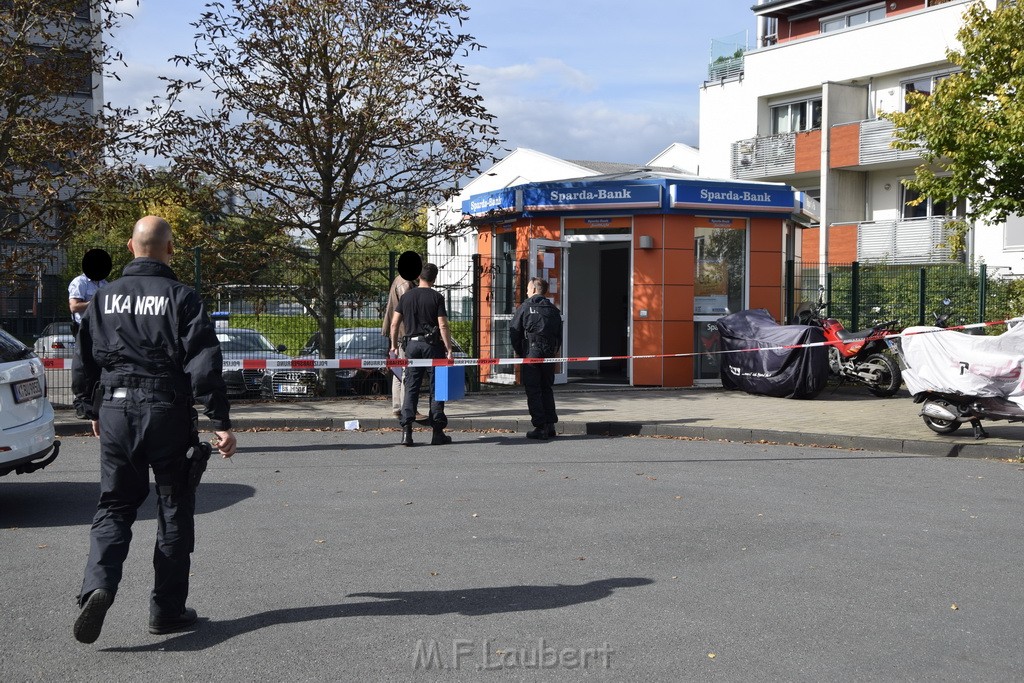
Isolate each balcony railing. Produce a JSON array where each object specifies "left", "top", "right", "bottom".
[
  {"left": 707, "top": 54, "right": 744, "bottom": 82},
  {"left": 731, "top": 133, "right": 796, "bottom": 180},
  {"left": 857, "top": 118, "right": 926, "bottom": 166},
  {"left": 857, "top": 216, "right": 957, "bottom": 264}
]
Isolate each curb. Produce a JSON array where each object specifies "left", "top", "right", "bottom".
[{"left": 53, "top": 416, "right": 1024, "bottom": 461}]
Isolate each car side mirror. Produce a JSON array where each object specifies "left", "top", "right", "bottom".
[{"left": 276, "top": 344, "right": 287, "bottom": 353}]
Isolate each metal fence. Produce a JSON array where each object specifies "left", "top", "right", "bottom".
[
  {"left": 3, "top": 243, "right": 522, "bottom": 405},
  {"left": 786, "top": 260, "right": 1024, "bottom": 332},
  {"left": 13, "top": 246, "right": 1022, "bottom": 406}
]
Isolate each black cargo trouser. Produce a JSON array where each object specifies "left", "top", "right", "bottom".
[
  {"left": 522, "top": 358, "right": 557, "bottom": 428},
  {"left": 79, "top": 387, "right": 195, "bottom": 619},
  {"left": 401, "top": 339, "right": 447, "bottom": 429}
]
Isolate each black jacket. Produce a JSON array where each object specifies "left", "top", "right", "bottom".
[
  {"left": 72, "top": 258, "right": 231, "bottom": 430},
  {"left": 510, "top": 295, "right": 563, "bottom": 358}
]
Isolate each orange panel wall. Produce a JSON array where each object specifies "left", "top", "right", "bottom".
[
  {"left": 476, "top": 228, "right": 495, "bottom": 381},
  {"left": 830, "top": 122, "right": 861, "bottom": 168},
  {"left": 749, "top": 217, "right": 784, "bottom": 319},
  {"left": 802, "top": 227, "right": 820, "bottom": 263},
  {"left": 800, "top": 223, "right": 858, "bottom": 264},
  {"left": 636, "top": 214, "right": 699, "bottom": 387},
  {"left": 794, "top": 130, "right": 821, "bottom": 174},
  {"left": 828, "top": 223, "right": 859, "bottom": 263}
]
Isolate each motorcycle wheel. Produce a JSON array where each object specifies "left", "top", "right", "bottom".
[
  {"left": 866, "top": 353, "right": 902, "bottom": 397},
  {"left": 921, "top": 398, "right": 961, "bottom": 434}
]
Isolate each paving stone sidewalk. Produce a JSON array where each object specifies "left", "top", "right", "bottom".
[{"left": 52, "top": 384, "right": 1024, "bottom": 460}]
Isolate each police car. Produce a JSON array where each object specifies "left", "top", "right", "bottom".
[{"left": 0, "top": 325, "right": 60, "bottom": 476}]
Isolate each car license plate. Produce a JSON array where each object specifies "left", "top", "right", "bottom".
[
  {"left": 276, "top": 384, "right": 307, "bottom": 395},
  {"left": 13, "top": 378, "right": 43, "bottom": 403}
]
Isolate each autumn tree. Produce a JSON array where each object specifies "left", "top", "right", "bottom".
[
  {"left": 0, "top": 0, "right": 138, "bottom": 281},
  {"left": 885, "top": 1, "right": 1024, "bottom": 255},
  {"left": 147, "top": 0, "right": 501, "bottom": 374},
  {"left": 70, "top": 171, "right": 292, "bottom": 293}
]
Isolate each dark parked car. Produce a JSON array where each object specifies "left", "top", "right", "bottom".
[
  {"left": 296, "top": 327, "right": 392, "bottom": 396},
  {"left": 291, "top": 327, "right": 469, "bottom": 397},
  {"left": 216, "top": 328, "right": 315, "bottom": 399}
]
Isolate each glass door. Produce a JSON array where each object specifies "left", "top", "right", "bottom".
[
  {"left": 693, "top": 222, "right": 747, "bottom": 384},
  {"left": 488, "top": 231, "right": 518, "bottom": 384},
  {"left": 528, "top": 239, "right": 568, "bottom": 384}
]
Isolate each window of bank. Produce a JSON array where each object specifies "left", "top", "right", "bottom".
[{"left": 694, "top": 221, "right": 747, "bottom": 383}]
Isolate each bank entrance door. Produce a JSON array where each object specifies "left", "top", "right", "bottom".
[
  {"left": 528, "top": 239, "right": 568, "bottom": 384},
  {"left": 693, "top": 220, "right": 747, "bottom": 384}
]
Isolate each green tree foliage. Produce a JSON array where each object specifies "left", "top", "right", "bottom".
[
  {"left": 146, "top": 0, "right": 501, "bottom": 374},
  {"left": 0, "top": 0, "right": 138, "bottom": 281},
  {"left": 885, "top": 2, "right": 1024, "bottom": 255},
  {"left": 70, "top": 172, "right": 291, "bottom": 293}
]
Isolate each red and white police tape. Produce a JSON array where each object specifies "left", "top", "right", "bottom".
[{"left": 40, "top": 317, "right": 1022, "bottom": 371}]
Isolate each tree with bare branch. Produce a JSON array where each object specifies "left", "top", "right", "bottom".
[{"left": 148, "top": 0, "right": 501, "bottom": 378}]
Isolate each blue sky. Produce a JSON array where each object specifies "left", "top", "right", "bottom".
[{"left": 105, "top": 1, "right": 756, "bottom": 164}]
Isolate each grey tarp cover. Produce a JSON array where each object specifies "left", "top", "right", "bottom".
[
  {"left": 901, "top": 323, "right": 1024, "bottom": 408},
  {"left": 717, "top": 308, "right": 829, "bottom": 399}
]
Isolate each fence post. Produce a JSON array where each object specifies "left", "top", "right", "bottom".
[
  {"left": 784, "top": 259, "right": 794, "bottom": 324},
  {"left": 518, "top": 258, "right": 528, "bottom": 304},
  {"left": 470, "top": 253, "right": 481, "bottom": 392},
  {"left": 918, "top": 267, "right": 927, "bottom": 326},
  {"left": 388, "top": 250, "right": 397, "bottom": 283},
  {"left": 193, "top": 246, "right": 202, "bottom": 294},
  {"left": 978, "top": 263, "right": 987, "bottom": 324},
  {"left": 850, "top": 261, "right": 860, "bottom": 331}
]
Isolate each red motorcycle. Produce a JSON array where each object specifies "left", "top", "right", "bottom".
[{"left": 793, "top": 285, "right": 903, "bottom": 397}]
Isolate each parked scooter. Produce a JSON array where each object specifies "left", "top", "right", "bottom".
[
  {"left": 898, "top": 302, "right": 1024, "bottom": 439},
  {"left": 793, "top": 285, "right": 902, "bottom": 397}
]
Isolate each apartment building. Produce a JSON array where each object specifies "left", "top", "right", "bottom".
[
  {"left": 699, "top": 0, "right": 1020, "bottom": 275},
  {"left": 1, "top": 0, "right": 105, "bottom": 337}
]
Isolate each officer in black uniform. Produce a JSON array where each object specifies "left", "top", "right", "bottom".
[
  {"left": 71, "top": 215, "right": 237, "bottom": 645},
  {"left": 510, "top": 277, "right": 563, "bottom": 439},
  {"left": 389, "top": 262, "right": 455, "bottom": 447}
]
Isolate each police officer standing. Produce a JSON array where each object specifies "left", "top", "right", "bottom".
[
  {"left": 71, "top": 215, "right": 237, "bottom": 644},
  {"left": 510, "top": 277, "right": 563, "bottom": 439},
  {"left": 389, "top": 262, "right": 454, "bottom": 447}
]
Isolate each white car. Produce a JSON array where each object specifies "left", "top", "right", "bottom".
[
  {"left": 33, "top": 321, "right": 76, "bottom": 358},
  {"left": 1, "top": 326, "right": 60, "bottom": 477}
]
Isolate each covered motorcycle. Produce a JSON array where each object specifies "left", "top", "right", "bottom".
[
  {"left": 717, "top": 308, "right": 829, "bottom": 399},
  {"left": 900, "top": 322, "right": 1024, "bottom": 437},
  {"left": 901, "top": 323, "right": 1024, "bottom": 403}
]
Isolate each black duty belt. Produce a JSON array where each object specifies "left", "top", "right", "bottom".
[{"left": 106, "top": 387, "right": 181, "bottom": 403}]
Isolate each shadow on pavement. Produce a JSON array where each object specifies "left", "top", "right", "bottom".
[
  {"left": 106, "top": 577, "right": 654, "bottom": 652},
  {"left": 0, "top": 482, "right": 255, "bottom": 528}
]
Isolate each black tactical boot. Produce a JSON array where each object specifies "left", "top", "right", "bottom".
[
  {"left": 526, "top": 426, "right": 548, "bottom": 440},
  {"left": 401, "top": 424, "right": 414, "bottom": 447},
  {"left": 148, "top": 607, "right": 198, "bottom": 635},
  {"left": 74, "top": 588, "right": 114, "bottom": 644},
  {"left": 545, "top": 424, "right": 557, "bottom": 438},
  {"left": 430, "top": 428, "right": 452, "bottom": 446}
]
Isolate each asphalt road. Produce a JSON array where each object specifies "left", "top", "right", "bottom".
[{"left": 2, "top": 429, "right": 1023, "bottom": 681}]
